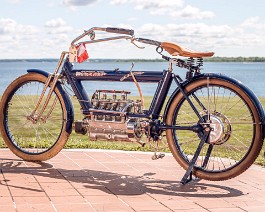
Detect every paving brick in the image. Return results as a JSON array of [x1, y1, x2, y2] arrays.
[[13, 196, 51, 205], [49, 195, 87, 204], [40, 183, 80, 197], [194, 198, 235, 209], [0, 205, 16, 212], [0, 184, 12, 197], [54, 203, 95, 212], [209, 208, 245, 212], [8, 183, 46, 197], [15, 204, 55, 212], [0, 196, 14, 205]]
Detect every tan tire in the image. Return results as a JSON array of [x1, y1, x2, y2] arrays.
[[165, 77, 263, 181], [0, 73, 70, 161]]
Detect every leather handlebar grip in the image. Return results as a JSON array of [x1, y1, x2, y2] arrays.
[[106, 27, 134, 36]]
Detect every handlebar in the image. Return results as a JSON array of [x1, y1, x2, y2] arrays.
[[134, 38, 161, 47], [71, 27, 134, 45], [105, 27, 134, 36], [71, 27, 161, 50]]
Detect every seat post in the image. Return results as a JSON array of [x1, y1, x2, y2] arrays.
[[168, 62, 173, 72]]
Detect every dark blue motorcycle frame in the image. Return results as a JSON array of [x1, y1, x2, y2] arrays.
[[61, 58, 173, 119], [28, 55, 265, 184]]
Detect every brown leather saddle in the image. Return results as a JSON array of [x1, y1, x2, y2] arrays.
[[161, 42, 214, 58]]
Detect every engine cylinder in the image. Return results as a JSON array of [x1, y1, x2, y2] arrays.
[[79, 89, 143, 142]]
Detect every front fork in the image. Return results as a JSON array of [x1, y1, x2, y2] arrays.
[[27, 52, 67, 123], [27, 74, 59, 123]]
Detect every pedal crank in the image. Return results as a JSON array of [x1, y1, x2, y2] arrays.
[[148, 135, 167, 160]]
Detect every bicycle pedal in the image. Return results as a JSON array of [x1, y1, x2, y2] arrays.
[[151, 153, 165, 160]]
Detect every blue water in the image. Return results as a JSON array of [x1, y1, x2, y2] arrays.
[[0, 61, 265, 98]]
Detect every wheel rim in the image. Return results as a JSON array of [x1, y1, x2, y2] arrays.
[[172, 83, 256, 173], [4, 80, 64, 155]]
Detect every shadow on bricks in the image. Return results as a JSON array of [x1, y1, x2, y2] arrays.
[[0, 159, 243, 199]]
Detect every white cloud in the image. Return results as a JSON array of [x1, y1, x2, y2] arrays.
[[136, 22, 257, 53], [110, 0, 214, 20], [39, 20, 264, 58], [47, 26, 73, 34], [170, 5, 215, 19], [110, 0, 184, 10], [0, 19, 42, 59], [117, 23, 133, 29], [61, 0, 214, 20], [62, 0, 98, 6], [0, 18, 38, 35], [137, 23, 164, 37], [241, 16, 265, 30], [149, 6, 215, 19], [0, 35, 14, 43], [0, 18, 74, 59], [135, 0, 184, 10], [44, 18, 73, 34], [0, 19, 16, 34], [110, 0, 127, 4], [241, 16, 260, 27], [138, 23, 235, 39], [45, 18, 66, 28], [1, 14, 265, 59], [111, 0, 184, 8]]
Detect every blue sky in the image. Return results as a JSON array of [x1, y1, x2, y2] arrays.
[[0, 0, 265, 59]]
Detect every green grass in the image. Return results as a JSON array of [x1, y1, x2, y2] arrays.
[[1, 94, 265, 167]]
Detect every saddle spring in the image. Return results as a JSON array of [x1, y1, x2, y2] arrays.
[[186, 57, 204, 80]]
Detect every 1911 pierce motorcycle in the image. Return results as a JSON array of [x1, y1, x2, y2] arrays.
[[0, 27, 264, 184]]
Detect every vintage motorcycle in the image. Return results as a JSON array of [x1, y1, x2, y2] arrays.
[[0, 27, 264, 184]]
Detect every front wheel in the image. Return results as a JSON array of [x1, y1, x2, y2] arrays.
[[0, 73, 70, 161], [165, 75, 263, 181]]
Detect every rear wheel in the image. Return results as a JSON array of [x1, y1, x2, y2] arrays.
[[165, 76, 263, 181], [0, 73, 70, 161]]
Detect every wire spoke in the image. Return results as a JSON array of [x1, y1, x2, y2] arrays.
[[5, 80, 64, 155]]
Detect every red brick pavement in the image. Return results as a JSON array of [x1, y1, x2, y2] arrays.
[[0, 149, 265, 211]]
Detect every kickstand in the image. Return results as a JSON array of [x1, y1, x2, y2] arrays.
[[180, 171, 193, 185], [180, 131, 209, 185]]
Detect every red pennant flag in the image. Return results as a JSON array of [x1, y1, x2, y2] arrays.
[[76, 43, 89, 63]]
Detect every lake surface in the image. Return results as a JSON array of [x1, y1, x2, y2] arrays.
[[0, 61, 265, 97]]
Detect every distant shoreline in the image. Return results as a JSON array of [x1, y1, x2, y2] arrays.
[[0, 57, 265, 63]]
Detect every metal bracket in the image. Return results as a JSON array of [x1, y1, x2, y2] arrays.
[[131, 40, 145, 49], [180, 130, 209, 185]]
